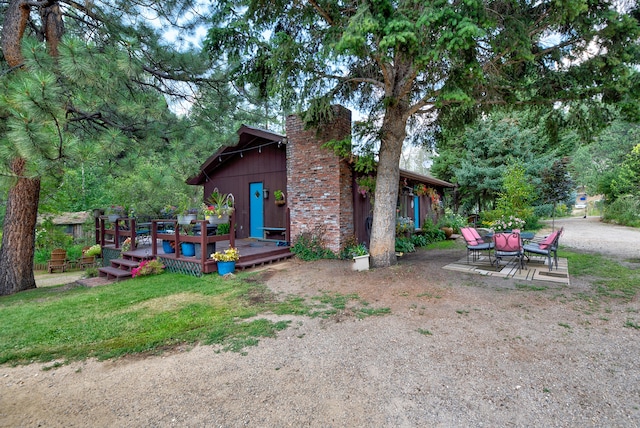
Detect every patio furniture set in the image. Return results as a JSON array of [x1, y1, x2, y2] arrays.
[[460, 227, 563, 272]]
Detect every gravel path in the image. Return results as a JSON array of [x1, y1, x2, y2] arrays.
[[2, 216, 639, 427]]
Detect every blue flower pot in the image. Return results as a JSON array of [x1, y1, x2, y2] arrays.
[[162, 240, 175, 253], [217, 261, 236, 275], [181, 242, 196, 257]]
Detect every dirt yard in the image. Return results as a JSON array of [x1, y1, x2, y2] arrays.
[[2, 217, 639, 427]]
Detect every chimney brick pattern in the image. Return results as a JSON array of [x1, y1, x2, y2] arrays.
[[285, 105, 354, 253]]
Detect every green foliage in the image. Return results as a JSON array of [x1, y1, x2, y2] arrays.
[[421, 217, 447, 243], [602, 195, 640, 227], [450, 111, 554, 213], [436, 209, 467, 233], [410, 234, 430, 247], [35, 219, 73, 252], [216, 223, 231, 235], [339, 237, 369, 259], [570, 120, 640, 201], [395, 216, 415, 235], [395, 236, 415, 253], [291, 227, 336, 261]]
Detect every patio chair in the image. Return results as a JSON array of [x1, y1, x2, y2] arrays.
[[460, 227, 493, 264], [493, 232, 525, 272], [47, 248, 68, 273], [79, 246, 96, 269], [523, 228, 563, 271]]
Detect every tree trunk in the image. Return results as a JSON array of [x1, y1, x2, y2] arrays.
[[0, 159, 41, 295], [0, 0, 59, 294], [369, 105, 408, 268]]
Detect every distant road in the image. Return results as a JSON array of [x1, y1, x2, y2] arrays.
[[548, 216, 640, 260]]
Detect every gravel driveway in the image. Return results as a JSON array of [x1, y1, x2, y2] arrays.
[[2, 216, 639, 427], [551, 216, 640, 260]]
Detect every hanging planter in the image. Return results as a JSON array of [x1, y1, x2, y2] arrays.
[[177, 214, 196, 225], [274, 190, 286, 206], [207, 214, 229, 225], [203, 189, 235, 221]]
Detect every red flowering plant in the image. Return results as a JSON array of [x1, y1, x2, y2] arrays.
[[131, 259, 165, 278]]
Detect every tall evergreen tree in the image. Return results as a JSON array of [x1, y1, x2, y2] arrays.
[[0, 1, 217, 295], [204, 0, 640, 267]]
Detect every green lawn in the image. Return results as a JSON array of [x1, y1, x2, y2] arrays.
[[0, 272, 387, 366]]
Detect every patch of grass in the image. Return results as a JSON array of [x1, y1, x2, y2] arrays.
[[515, 283, 548, 291], [561, 250, 640, 300], [558, 322, 572, 330], [0, 274, 387, 366], [417, 328, 433, 336], [425, 240, 457, 250], [624, 319, 640, 329], [456, 309, 469, 315]]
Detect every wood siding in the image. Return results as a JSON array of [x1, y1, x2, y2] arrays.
[[202, 141, 287, 239]]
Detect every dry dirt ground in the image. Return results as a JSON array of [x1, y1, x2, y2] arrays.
[[2, 217, 640, 427]]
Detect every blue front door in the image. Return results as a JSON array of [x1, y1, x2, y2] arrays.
[[249, 182, 264, 238]]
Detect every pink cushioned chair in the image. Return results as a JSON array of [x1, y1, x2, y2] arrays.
[[523, 227, 563, 271], [493, 232, 525, 272], [461, 227, 493, 264]]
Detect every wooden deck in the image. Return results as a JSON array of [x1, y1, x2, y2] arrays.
[[97, 217, 292, 277], [104, 238, 292, 275]]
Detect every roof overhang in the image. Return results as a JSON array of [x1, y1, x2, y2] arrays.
[[187, 125, 285, 185], [399, 168, 455, 188]]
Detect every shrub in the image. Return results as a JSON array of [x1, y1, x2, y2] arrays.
[[216, 222, 231, 235], [291, 226, 336, 261], [411, 234, 429, 247], [396, 216, 414, 235], [421, 218, 446, 243], [132, 259, 165, 278], [436, 209, 467, 233], [339, 236, 368, 259], [395, 236, 415, 253], [603, 195, 640, 227]]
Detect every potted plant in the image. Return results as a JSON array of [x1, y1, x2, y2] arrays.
[[179, 223, 196, 257], [204, 188, 235, 224], [177, 198, 197, 225], [274, 189, 286, 206], [343, 242, 370, 271], [107, 205, 126, 222], [211, 247, 240, 275], [437, 209, 466, 238]]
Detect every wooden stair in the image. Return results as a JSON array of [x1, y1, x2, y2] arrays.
[[98, 251, 153, 282], [236, 248, 293, 270]]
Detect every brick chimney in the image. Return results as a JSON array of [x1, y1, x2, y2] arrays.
[[285, 105, 354, 253]]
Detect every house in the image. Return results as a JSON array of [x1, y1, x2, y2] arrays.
[[188, 105, 454, 253], [37, 211, 94, 241]]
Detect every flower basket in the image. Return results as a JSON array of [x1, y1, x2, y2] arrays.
[[177, 214, 196, 225], [217, 260, 236, 275], [207, 214, 229, 225]]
